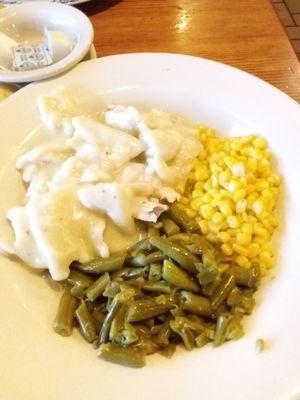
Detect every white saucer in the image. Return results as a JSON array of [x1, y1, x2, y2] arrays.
[[0, 1, 94, 83]]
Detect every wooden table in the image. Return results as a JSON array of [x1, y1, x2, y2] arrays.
[[79, 0, 300, 102]]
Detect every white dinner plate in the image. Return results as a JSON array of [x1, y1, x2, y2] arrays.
[[0, 53, 299, 400]]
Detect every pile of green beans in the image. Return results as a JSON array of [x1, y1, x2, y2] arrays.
[[53, 204, 261, 368]]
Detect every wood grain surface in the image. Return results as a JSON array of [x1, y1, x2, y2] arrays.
[[78, 0, 300, 102]]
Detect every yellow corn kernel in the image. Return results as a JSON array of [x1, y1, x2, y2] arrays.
[[221, 243, 233, 256], [233, 189, 246, 202], [268, 173, 281, 187], [209, 223, 220, 235], [247, 243, 260, 258], [245, 184, 256, 195], [235, 255, 250, 268], [253, 223, 268, 237], [219, 170, 231, 187], [200, 204, 214, 219], [227, 179, 241, 193], [241, 223, 253, 235], [211, 212, 224, 225], [217, 231, 231, 243], [246, 192, 259, 208], [247, 158, 257, 172], [227, 215, 240, 229], [224, 156, 237, 168], [228, 228, 239, 237], [236, 232, 252, 246], [199, 219, 209, 235], [192, 189, 203, 199], [262, 242, 274, 255], [190, 198, 201, 211], [253, 235, 266, 245], [194, 181, 204, 190], [260, 251, 274, 269], [195, 166, 210, 181], [236, 199, 247, 213], [253, 137, 267, 150], [256, 179, 269, 192], [230, 138, 243, 151], [201, 192, 213, 203], [232, 243, 248, 256], [252, 199, 264, 215], [186, 209, 197, 219], [206, 233, 218, 243], [218, 201, 233, 217]]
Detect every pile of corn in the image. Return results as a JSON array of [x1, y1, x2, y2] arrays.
[[180, 127, 281, 275]]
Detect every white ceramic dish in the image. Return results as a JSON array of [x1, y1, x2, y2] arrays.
[[0, 1, 94, 82], [0, 53, 299, 400]]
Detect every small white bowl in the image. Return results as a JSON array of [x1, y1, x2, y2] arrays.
[[0, 1, 94, 83]]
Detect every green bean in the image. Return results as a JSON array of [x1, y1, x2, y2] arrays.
[[129, 238, 153, 255], [156, 315, 172, 346], [53, 288, 79, 336], [134, 324, 151, 339], [181, 328, 195, 350], [162, 259, 199, 292], [109, 303, 127, 340], [143, 281, 172, 294], [179, 291, 213, 318], [228, 263, 260, 288], [173, 316, 205, 333], [148, 263, 162, 281], [65, 270, 94, 296], [129, 251, 165, 267], [134, 337, 158, 355], [227, 287, 243, 307], [225, 317, 244, 340], [147, 226, 159, 237], [100, 289, 135, 344], [201, 279, 221, 297], [112, 267, 147, 281], [92, 308, 106, 331], [75, 301, 98, 343], [126, 295, 173, 322], [162, 218, 180, 236], [170, 319, 195, 350], [190, 234, 217, 269], [170, 304, 185, 318], [113, 328, 139, 346], [103, 281, 120, 297], [195, 332, 210, 348], [98, 343, 146, 368], [184, 178, 196, 193], [86, 273, 110, 302], [234, 294, 255, 315], [74, 253, 126, 275], [158, 343, 176, 358], [150, 236, 199, 273], [167, 203, 199, 232], [168, 233, 191, 244], [211, 273, 236, 310], [214, 315, 229, 346], [196, 263, 220, 285], [206, 324, 216, 340], [99, 300, 122, 344]]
